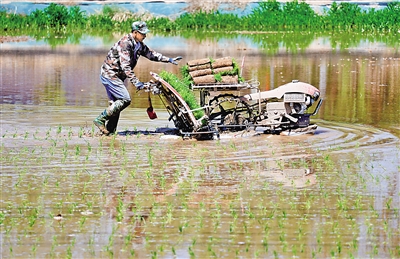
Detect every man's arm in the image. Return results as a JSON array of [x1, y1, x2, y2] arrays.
[[118, 39, 142, 87], [142, 44, 182, 65]]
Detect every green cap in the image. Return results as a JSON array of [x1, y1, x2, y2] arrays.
[[132, 21, 150, 34]]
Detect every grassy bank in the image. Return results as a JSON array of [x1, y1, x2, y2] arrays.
[[1, 1, 399, 34]]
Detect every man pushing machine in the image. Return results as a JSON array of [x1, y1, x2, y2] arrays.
[[94, 21, 182, 135]]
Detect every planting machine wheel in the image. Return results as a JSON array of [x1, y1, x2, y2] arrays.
[[208, 94, 254, 131]]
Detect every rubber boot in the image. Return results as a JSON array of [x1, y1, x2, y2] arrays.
[[106, 113, 120, 134], [106, 100, 118, 134], [105, 100, 122, 134], [95, 99, 130, 135], [93, 110, 110, 135]]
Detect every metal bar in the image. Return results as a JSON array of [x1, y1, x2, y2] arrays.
[[311, 98, 323, 116]]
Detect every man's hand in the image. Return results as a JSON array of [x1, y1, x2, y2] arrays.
[[169, 56, 183, 65], [135, 81, 145, 90]]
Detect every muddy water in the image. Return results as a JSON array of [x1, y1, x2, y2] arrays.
[[1, 33, 399, 258]]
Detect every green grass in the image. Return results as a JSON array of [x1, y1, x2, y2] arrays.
[[1, 1, 399, 33]]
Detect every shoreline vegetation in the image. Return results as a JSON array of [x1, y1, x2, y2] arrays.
[[1, 1, 399, 35]]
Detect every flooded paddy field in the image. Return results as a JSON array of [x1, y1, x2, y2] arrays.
[[1, 32, 399, 258]]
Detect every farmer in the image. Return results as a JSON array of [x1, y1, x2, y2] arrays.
[[93, 21, 182, 135]]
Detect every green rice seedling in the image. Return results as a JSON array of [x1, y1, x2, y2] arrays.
[[57, 125, 62, 134], [31, 238, 39, 255], [372, 244, 379, 256], [214, 73, 222, 82], [78, 127, 84, 138], [311, 249, 317, 259], [50, 235, 58, 253], [4, 225, 12, 236], [67, 127, 73, 139], [336, 239, 342, 254], [121, 141, 126, 154], [116, 197, 125, 222], [147, 148, 154, 167], [79, 216, 87, 230], [9, 246, 13, 257], [123, 232, 132, 248], [188, 245, 195, 257], [171, 246, 176, 256], [67, 202, 77, 214], [159, 70, 204, 119], [0, 211, 5, 225], [86, 200, 93, 211], [385, 197, 393, 209], [393, 208, 399, 217], [90, 124, 96, 136], [66, 245, 73, 259], [42, 175, 50, 187], [75, 145, 81, 156], [28, 214, 37, 228], [243, 222, 248, 234]]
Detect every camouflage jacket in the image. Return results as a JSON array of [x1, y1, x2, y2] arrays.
[[100, 33, 170, 86]]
